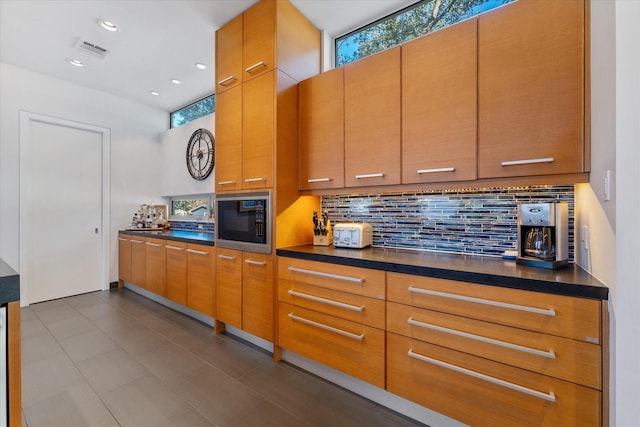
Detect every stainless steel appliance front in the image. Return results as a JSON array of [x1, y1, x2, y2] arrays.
[[215, 192, 272, 254]]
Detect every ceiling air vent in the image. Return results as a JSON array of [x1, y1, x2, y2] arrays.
[[76, 40, 110, 59]]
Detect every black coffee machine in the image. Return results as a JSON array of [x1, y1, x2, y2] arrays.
[[516, 202, 569, 269]]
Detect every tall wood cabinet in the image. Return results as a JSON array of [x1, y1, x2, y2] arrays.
[[186, 243, 215, 317], [478, 0, 586, 179]]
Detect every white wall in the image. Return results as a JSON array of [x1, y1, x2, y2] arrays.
[[160, 113, 215, 197], [0, 62, 167, 291]]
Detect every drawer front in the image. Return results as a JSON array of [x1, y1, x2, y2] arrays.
[[387, 333, 601, 427], [387, 302, 601, 389], [387, 272, 600, 343], [278, 257, 385, 299], [279, 279, 385, 329], [278, 302, 385, 388]]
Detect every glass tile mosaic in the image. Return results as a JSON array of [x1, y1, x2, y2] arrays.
[[322, 186, 574, 260], [169, 220, 215, 234]]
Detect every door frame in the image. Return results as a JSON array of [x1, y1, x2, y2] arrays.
[[19, 111, 111, 306]]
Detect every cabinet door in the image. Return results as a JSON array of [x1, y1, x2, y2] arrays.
[[402, 19, 477, 184], [345, 47, 401, 187], [216, 14, 243, 93], [118, 235, 132, 283], [145, 238, 166, 296], [299, 67, 344, 190], [130, 237, 146, 288], [165, 241, 187, 305], [215, 86, 243, 192], [216, 248, 242, 328], [242, 0, 275, 81], [186, 244, 215, 317], [242, 71, 274, 189], [478, 0, 585, 178], [243, 253, 274, 341]]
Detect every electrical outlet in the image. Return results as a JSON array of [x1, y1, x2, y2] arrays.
[[603, 170, 611, 201], [580, 225, 589, 251]]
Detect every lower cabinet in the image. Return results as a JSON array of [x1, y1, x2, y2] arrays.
[[117, 235, 132, 284], [130, 237, 146, 288], [186, 243, 215, 317], [145, 238, 166, 297], [165, 241, 187, 306]]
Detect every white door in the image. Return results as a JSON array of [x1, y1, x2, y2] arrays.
[[23, 118, 104, 303]]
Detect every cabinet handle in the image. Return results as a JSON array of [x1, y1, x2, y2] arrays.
[[145, 242, 161, 247], [245, 61, 267, 74], [288, 313, 364, 341], [165, 245, 184, 251], [218, 76, 237, 86], [307, 177, 332, 183], [288, 289, 365, 312], [244, 177, 266, 183], [501, 157, 555, 167], [245, 259, 267, 266], [407, 349, 556, 402], [355, 173, 384, 179], [417, 167, 455, 174], [186, 249, 209, 255], [130, 239, 144, 244], [217, 254, 236, 260], [407, 286, 556, 317], [288, 266, 364, 283], [407, 317, 555, 359], [118, 237, 130, 242], [217, 180, 236, 185]]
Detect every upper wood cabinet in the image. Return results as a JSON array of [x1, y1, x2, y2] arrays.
[[345, 47, 401, 187], [478, 0, 586, 179], [242, 0, 275, 81], [299, 67, 344, 190], [215, 14, 243, 94], [402, 19, 477, 184], [215, 86, 243, 192]]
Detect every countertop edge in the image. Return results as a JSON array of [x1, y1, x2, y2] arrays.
[[0, 258, 21, 305], [119, 229, 215, 246]]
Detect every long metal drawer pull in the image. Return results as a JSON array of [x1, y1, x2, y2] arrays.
[[407, 317, 555, 359], [245, 61, 267, 73], [407, 349, 556, 402], [130, 239, 144, 244], [145, 242, 161, 247], [288, 266, 364, 283], [307, 177, 332, 183], [218, 76, 236, 86], [217, 180, 236, 185], [118, 237, 130, 242], [165, 245, 184, 251], [217, 254, 236, 260], [245, 177, 266, 183], [407, 286, 556, 317], [355, 173, 384, 179], [417, 167, 455, 174], [186, 249, 209, 255], [288, 313, 364, 341], [288, 289, 365, 312], [501, 157, 555, 167], [245, 259, 267, 266]]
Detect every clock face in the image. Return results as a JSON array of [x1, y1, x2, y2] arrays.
[[186, 128, 214, 180]]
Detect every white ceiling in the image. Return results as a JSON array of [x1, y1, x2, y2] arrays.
[[0, 0, 414, 112]]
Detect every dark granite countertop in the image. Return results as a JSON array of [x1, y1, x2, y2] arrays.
[[0, 258, 20, 305], [276, 245, 608, 300], [119, 229, 215, 246]]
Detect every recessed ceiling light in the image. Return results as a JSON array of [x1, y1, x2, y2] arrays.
[[171, 79, 181, 85], [195, 63, 207, 70], [99, 20, 119, 32], [68, 59, 85, 67], [149, 91, 160, 96]]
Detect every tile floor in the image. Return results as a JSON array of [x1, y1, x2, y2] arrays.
[[21, 288, 425, 426]]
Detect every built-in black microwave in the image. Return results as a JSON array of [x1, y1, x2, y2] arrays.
[[215, 192, 271, 254]]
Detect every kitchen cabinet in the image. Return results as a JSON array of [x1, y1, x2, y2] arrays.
[[344, 47, 401, 187], [215, 248, 242, 328], [165, 241, 187, 306], [186, 243, 215, 317], [145, 238, 166, 297], [130, 236, 146, 289], [117, 235, 132, 285], [215, 14, 242, 94], [215, 86, 243, 192], [242, 0, 275, 82], [402, 18, 477, 184], [298, 67, 344, 190], [478, 0, 586, 179]]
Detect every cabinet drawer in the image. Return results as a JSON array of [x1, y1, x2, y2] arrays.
[[278, 258, 385, 299], [279, 280, 385, 329], [278, 302, 385, 388], [387, 273, 600, 343], [387, 333, 601, 427], [387, 302, 601, 389]]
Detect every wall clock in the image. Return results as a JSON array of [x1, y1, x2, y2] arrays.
[[186, 128, 215, 180]]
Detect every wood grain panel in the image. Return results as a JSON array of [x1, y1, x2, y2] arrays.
[[118, 234, 132, 283], [130, 237, 146, 288], [165, 241, 187, 306], [186, 243, 215, 317], [145, 238, 166, 297], [275, 0, 321, 82], [242, 0, 275, 81], [243, 252, 274, 341], [402, 18, 477, 184], [387, 272, 601, 343], [215, 14, 242, 93], [243, 71, 274, 189], [215, 86, 243, 192], [215, 248, 242, 327], [387, 332, 600, 427]]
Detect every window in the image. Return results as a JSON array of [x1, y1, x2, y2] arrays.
[[170, 94, 216, 128], [335, 0, 514, 67], [169, 195, 214, 220]]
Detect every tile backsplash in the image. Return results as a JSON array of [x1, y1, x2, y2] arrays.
[[170, 220, 215, 234], [322, 185, 574, 260]]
